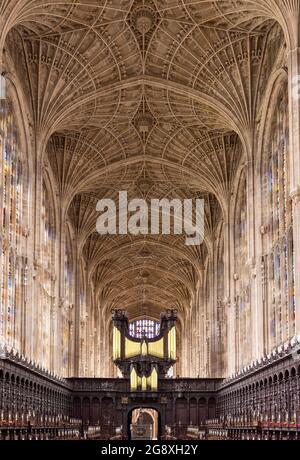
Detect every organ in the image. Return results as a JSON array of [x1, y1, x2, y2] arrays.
[[112, 309, 177, 392]]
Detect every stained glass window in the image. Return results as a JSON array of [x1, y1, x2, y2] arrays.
[[0, 93, 28, 352], [62, 225, 74, 376], [129, 319, 160, 339], [39, 180, 56, 369], [262, 83, 294, 350], [65, 227, 74, 310], [217, 230, 225, 360], [234, 175, 250, 369]]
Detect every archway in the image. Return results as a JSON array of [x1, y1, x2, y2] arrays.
[[128, 408, 160, 440]]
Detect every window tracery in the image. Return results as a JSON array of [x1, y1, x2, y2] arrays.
[[234, 174, 250, 369], [0, 94, 29, 352], [129, 319, 160, 339], [262, 83, 295, 350], [62, 225, 74, 376], [39, 179, 56, 368]]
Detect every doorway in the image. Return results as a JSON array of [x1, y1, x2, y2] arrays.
[[128, 408, 160, 440]]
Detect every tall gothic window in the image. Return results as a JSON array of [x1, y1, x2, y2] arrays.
[[216, 227, 226, 368], [62, 225, 74, 376], [129, 319, 160, 339], [234, 175, 250, 369], [40, 179, 56, 368], [0, 94, 28, 352], [262, 82, 294, 350], [65, 226, 74, 310]]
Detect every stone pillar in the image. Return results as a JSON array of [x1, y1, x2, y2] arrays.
[[50, 300, 56, 372], [244, 151, 266, 365], [211, 242, 218, 377], [225, 207, 235, 376], [73, 247, 81, 376], [57, 204, 66, 374], [32, 137, 51, 368], [288, 45, 300, 334], [196, 278, 203, 377]]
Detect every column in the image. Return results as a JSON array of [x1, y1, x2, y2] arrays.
[[74, 247, 81, 376], [289, 44, 300, 334], [245, 152, 265, 365], [225, 206, 235, 375]]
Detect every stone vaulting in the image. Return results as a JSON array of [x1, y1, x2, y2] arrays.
[[1, 0, 300, 441]]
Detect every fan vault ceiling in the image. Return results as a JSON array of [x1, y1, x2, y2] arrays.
[[0, 0, 290, 319]]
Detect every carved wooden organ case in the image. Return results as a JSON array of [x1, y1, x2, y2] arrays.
[[112, 310, 177, 392]]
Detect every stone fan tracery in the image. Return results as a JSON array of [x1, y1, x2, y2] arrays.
[[0, 0, 298, 378]]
